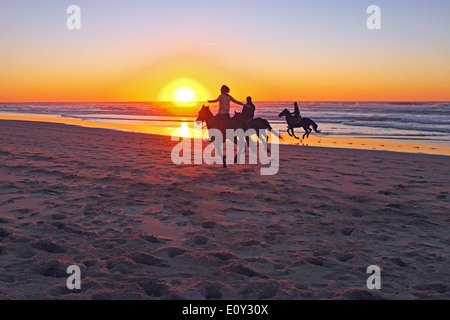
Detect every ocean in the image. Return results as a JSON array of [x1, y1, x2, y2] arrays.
[[1, 101, 449, 155]]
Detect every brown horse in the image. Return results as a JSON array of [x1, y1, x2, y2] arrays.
[[196, 105, 249, 168], [233, 111, 283, 153]]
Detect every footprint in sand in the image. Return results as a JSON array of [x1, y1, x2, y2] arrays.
[[31, 240, 66, 254], [0, 227, 11, 238], [136, 278, 171, 298], [154, 246, 189, 258], [340, 227, 355, 236], [335, 252, 354, 262], [33, 260, 76, 278], [201, 221, 216, 229]]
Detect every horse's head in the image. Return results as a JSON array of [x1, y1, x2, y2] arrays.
[[278, 108, 289, 117], [196, 105, 211, 122], [233, 111, 243, 119]]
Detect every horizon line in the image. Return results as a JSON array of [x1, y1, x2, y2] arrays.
[[0, 100, 449, 104]]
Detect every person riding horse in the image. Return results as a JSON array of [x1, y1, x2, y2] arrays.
[[291, 102, 302, 126], [241, 96, 256, 122], [208, 85, 245, 123]]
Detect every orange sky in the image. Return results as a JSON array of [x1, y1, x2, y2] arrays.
[[1, 1, 449, 102], [3, 52, 449, 103]]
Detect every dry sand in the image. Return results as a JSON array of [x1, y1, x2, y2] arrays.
[[0, 119, 449, 300]]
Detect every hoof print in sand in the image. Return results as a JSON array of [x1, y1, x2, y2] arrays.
[[31, 240, 66, 253], [135, 277, 170, 297], [335, 252, 354, 262], [240, 280, 282, 300], [154, 246, 189, 258], [178, 208, 196, 216], [201, 221, 216, 229], [191, 281, 225, 300], [222, 264, 264, 278], [0, 228, 11, 238], [130, 252, 169, 267], [105, 257, 137, 274], [33, 260, 78, 278], [139, 234, 167, 244], [209, 251, 238, 261], [412, 283, 449, 295], [340, 227, 355, 236], [337, 289, 385, 300], [304, 256, 327, 266], [185, 234, 209, 246], [387, 257, 409, 268]]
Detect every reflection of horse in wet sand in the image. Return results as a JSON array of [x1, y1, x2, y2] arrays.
[[232, 111, 282, 153], [196, 105, 249, 168], [278, 108, 321, 139]]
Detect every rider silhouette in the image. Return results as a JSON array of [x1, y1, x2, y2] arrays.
[[291, 102, 302, 126], [242, 96, 256, 121], [208, 85, 244, 122], [291, 102, 301, 117]]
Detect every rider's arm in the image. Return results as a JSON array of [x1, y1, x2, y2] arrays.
[[230, 95, 245, 106], [208, 95, 221, 103]]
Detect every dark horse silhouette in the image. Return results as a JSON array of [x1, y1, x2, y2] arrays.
[[278, 108, 321, 139], [196, 105, 249, 168], [232, 111, 283, 153]]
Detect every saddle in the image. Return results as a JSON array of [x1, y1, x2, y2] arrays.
[[292, 115, 302, 127], [215, 113, 230, 127]]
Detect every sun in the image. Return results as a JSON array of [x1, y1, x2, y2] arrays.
[[159, 78, 210, 106], [173, 86, 197, 103]]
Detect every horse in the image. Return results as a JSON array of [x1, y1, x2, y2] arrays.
[[196, 105, 249, 168], [232, 111, 283, 153], [278, 108, 321, 139]]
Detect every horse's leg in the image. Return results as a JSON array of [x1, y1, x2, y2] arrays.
[[292, 128, 300, 139], [234, 139, 240, 164], [302, 126, 308, 139], [287, 127, 294, 137], [216, 141, 226, 168], [232, 137, 239, 164], [260, 132, 270, 153], [233, 136, 246, 164]]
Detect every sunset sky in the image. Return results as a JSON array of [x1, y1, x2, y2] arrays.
[[1, 0, 449, 102]]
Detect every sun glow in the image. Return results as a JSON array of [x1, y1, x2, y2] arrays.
[[173, 86, 197, 103], [172, 121, 192, 138], [159, 78, 210, 105], [180, 122, 190, 137]]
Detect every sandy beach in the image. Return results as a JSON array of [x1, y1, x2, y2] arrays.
[[0, 119, 449, 300]]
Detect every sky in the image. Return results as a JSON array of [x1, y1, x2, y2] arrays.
[[0, 0, 449, 102]]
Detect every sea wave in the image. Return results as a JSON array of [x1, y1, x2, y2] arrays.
[[1, 101, 449, 139]]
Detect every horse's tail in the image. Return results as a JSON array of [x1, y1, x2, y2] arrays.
[[265, 120, 284, 141], [311, 120, 321, 133]]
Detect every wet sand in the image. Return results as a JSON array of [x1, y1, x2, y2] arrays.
[[1, 112, 448, 156]]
